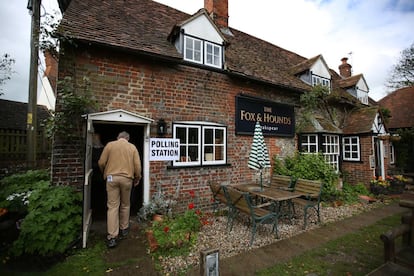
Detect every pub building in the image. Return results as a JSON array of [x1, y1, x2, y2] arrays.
[[54, 0, 391, 246]]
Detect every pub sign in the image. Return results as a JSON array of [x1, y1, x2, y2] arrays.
[[235, 95, 295, 136]]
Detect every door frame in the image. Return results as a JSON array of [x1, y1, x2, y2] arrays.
[[82, 109, 153, 248]]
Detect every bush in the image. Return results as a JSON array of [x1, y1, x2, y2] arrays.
[[273, 152, 339, 201], [340, 183, 369, 204], [11, 184, 82, 257], [0, 170, 49, 215]]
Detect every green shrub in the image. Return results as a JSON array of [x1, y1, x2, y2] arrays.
[[340, 183, 369, 204], [0, 170, 49, 214], [11, 184, 82, 257], [273, 152, 339, 201]]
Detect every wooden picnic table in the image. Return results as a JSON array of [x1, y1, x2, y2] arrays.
[[399, 193, 414, 246], [231, 184, 303, 202], [230, 184, 304, 220]]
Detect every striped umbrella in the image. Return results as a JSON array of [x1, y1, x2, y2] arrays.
[[248, 122, 271, 190]]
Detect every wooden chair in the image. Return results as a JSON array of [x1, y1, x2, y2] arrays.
[[222, 186, 279, 246], [270, 174, 296, 191], [208, 182, 226, 213]]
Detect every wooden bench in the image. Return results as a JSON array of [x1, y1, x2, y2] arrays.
[[222, 185, 279, 246], [291, 178, 323, 229], [270, 174, 296, 191], [208, 182, 227, 213]]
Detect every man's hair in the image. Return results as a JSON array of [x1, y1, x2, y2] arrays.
[[117, 131, 130, 140]]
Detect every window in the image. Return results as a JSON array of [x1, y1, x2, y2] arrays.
[[356, 87, 369, 105], [389, 142, 395, 164], [301, 134, 318, 153], [173, 123, 226, 166], [322, 135, 339, 172], [311, 73, 331, 92], [343, 136, 360, 161], [205, 42, 222, 68], [183, 35, 223, 68], [185, 36, 202, 64], [300, 134, 339, 171]]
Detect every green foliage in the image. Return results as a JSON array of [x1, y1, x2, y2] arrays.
[[45, 76, 98, 140], [0, 170, 50, 214], [339, 183, 369, 204], [386, 42, 414, 89], [394, 127, 414, 172], [150, 208, 202, 255], [273, 152, 339, 201], [11, 184, 82, 257]]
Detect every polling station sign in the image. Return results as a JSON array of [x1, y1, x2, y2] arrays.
[[149, 138, 180, 161]]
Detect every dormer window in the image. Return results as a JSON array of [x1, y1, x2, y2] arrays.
[[356, 86, 369, 105], [185, 36, 202, 64], [311, 72, 331, 92], [184, 34, 223, 68]]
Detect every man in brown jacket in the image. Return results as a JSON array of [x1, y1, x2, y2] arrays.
[[99, 131, 141, 248]]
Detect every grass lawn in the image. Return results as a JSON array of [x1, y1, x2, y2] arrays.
[[257, 214, 402, 276]]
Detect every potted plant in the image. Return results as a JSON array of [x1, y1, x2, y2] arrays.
[[388, 175, 407, 194], [370, 176, 390, 195], [137, 185, 173, 222]]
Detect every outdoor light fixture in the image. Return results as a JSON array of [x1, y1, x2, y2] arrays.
[[157, 119, 167, 136]]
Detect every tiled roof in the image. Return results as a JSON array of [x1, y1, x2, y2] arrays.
[[342, 106, 379, 134], [0, 99, 51, 130], [337, 74, 364, 89], [290, 54, 321, 75], [301, 115, 342, 134], [378, 86, 414, 129], [58, 0, 311, 92]]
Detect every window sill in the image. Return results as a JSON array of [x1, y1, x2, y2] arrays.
[[167, 163, 231, 170]]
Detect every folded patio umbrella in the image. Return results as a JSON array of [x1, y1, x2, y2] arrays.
[[248, 122, 271, 190]]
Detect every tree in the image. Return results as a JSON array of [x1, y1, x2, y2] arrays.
[[0, 53, 15, 95], [386, 43, 414, 90]]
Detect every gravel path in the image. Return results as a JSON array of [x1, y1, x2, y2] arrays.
[[158, 201, 384, 275]]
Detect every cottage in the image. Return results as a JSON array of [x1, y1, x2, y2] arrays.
[[54, 0, 391, 246]]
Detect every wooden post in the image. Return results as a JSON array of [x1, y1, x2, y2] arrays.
[[26, 0, 41, 168]]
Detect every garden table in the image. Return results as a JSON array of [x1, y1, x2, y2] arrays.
[[231, 184, 303, 220]]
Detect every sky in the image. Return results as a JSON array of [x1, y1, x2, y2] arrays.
[[0, 0, 413, 108]]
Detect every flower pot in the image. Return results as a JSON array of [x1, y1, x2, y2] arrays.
[[146, 230, 158, 252], [152, 214, 164, 222], [370, 183, 389, 195]]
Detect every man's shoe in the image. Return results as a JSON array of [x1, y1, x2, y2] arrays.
[[107, 238, 117, 248], [120, 228, 129, 239]]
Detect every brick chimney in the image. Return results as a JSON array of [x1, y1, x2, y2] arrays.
[[338, 57, 352, 78], [204, 0, 228, 28]]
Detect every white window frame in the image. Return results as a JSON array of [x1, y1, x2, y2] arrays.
[[311, 73, 331, 92], [173, 123, 226, 167], [342, 136, 360, 161], [184, 36, 203, 64], [205, 41, 222, 68], [301, 134, 319, 153], [322, 134, 339, 172], [389, 142, 395, 164]]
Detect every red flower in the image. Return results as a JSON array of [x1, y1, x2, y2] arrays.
[[189, 190, 195, 198], [164, 226, 170, 233], [195, 209, 202, 215], [188, 203, 195, 209]]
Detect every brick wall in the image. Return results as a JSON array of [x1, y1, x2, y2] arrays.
[[53, 44, 299, 209]]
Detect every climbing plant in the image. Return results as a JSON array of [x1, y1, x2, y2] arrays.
[[45, 76, 98, 141], [296, 85, 337, 132]]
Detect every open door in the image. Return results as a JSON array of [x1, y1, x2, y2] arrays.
[[82, 109, 153, 248], [82, 117, 94, 248]]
